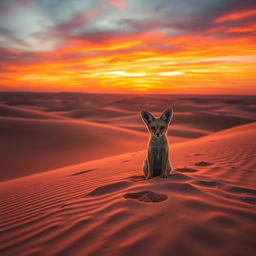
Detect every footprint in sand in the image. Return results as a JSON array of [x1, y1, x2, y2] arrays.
[[227, 186, 256, 196], [240, 197, 256, 205], [211, 166, 221, 171], [122, 160, 130, 163], [225, 186, 256, 205], [194, 180, 220, 188], [128, 175, 145, 182], [124, 191, 167, 203], [175, 168, 198, 173], [70, 168, 96, 176], [194, 161, 213, 167]]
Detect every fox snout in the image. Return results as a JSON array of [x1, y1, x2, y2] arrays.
[[149, 124, 166, 137]]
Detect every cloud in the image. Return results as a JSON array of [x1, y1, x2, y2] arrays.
[[0, 0, 255, 93], [213, 9, 256, 23], [0, 27, 31, 49], [109, 0, 126, 9]]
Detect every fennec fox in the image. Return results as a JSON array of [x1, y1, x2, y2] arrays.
[[141, 109, 173, 179]]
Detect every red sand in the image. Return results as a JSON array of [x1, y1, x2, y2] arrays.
[[0, 93, 255, 181], [0, 93, 255, 255], [0, 117, 147, 181], [0, 122, 256, 256]]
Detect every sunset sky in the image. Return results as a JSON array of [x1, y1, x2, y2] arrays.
[[0, 0, 255, 94]]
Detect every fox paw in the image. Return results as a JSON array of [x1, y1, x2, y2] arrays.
[[161, 174, 168, 178]]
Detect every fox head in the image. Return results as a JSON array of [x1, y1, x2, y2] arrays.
[[141, 109, 173, 138]]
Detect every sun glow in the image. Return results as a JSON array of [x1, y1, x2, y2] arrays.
[[158, 71, 183, 76]]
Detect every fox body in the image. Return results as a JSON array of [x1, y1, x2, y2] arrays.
[[141, 109, 173, 179]]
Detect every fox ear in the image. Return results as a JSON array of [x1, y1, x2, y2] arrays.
[[160, 109, 173, 124], [141, 110, 155, 125]]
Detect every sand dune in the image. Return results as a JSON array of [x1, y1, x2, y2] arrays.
[[0, 117, 147, 181], [1, 93, 255, 136], [0, 93, 255, 182], [0, 123, 255, 256], [63, 107, 132, 119], [0, 104, 62, 120], [173, 112, 254, 132]]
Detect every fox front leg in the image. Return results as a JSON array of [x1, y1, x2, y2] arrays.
[[146, 153, 154, 179], [161, 150, 169, 178], [143, 159, 151, 178]]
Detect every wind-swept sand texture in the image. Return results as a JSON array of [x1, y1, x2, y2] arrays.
[[0, 123, 256, 256], [0, 93, 255, 180]]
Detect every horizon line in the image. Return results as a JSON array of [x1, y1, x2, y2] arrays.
[[0, 91, 256, 97]]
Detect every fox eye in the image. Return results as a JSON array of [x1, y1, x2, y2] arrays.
[[160, 126, 165, 132], [151, 126, 156, 132]]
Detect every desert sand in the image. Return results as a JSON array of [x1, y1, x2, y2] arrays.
[[0, 93, 256, 256], [0, 93, 255, 181]]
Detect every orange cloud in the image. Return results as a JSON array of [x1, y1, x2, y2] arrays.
[[1, 32, 255, 94], [213, 9, 256, 23], [226, 25, 256, 33]]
